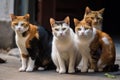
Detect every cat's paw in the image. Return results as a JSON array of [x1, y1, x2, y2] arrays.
[[68, 69, 75, 73], [56, 68, 59, 73], [26, 67, 33, 72], [88, 69, 95, 72], [81, 67, 88, 72], [59, 69, 66, 74], [19, 67, 26, 72]]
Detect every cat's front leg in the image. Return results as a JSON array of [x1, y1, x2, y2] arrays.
[[59, 64, 66, 73], [81, 56, 88, 72], [58, 55, 66, 73], [68, 53, 76, 73], [88, 58, 96, 72], [51, 47, 60, 72], [55, 60, 60, 73], [26, 57, 35, 72], [51, 53, 60, 72], [19, 53, 28, 72], [97, 59, 105, 72]]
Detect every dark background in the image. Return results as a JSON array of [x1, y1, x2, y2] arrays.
[[14, 0, 119, 35]]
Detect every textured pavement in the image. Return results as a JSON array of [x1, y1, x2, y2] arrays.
[[0, 53, 120, 80]]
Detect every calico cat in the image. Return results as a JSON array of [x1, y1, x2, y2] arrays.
[[74, 18, 118, 72], [83, 6, 105, 30], [50, 16, 81, 74], [10, 14, 55, 72]]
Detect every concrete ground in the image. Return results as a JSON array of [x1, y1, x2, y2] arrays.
[[0, 35, 120, 80], [0, 53, 120, 80]]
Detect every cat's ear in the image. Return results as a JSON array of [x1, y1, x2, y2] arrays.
[[99, 8, 105, 14], [84, 6, 91, 17], [24, 14, 30, 21], [10, 14, 16, 21], [50, 18, 55, 27], [64, 16, 70, 25], [74, 18, 80, 27]]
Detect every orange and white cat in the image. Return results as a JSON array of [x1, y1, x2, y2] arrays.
[[83, 6, 105, 30], [50, 16, 81, 74], [10, 14, 55, 72], [74, 18, 117, 72]]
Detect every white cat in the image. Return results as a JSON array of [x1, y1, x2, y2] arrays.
[[50, 16, 81, 74]]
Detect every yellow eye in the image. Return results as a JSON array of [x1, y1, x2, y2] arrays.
[[85, 28, 89, 30], [13, 22, 18, 25], [77, 28, 81, 30], [21, 22, 29, 27]]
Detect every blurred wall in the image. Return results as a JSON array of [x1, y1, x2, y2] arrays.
[[0, 0, 14, 49]]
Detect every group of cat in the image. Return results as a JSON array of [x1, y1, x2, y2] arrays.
[[9, 6, 119, 74]]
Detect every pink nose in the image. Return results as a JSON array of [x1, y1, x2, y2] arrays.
[[17, 28, 21, 31]]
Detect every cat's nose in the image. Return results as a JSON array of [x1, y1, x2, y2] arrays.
[[59, 31, 63, 36], [60, 33, 63, 36], [81, 32, 84, 36], [94, 22, 98, 25], [17, 27, 21, 31], [94, 19, 98, 23], [18, 28, 21, 30]]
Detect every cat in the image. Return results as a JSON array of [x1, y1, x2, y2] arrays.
[[83, 6, 105, 30], [10, 13, 55, 72], [74, 18, 118, 72], [50, 16, 81, 74]]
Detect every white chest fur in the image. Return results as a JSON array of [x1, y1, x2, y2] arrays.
[[15, 32, 29, 55], [56, 38, 74, 52], [52, 29, 76, 61], [75, 28, 96, 56], [78, 40, 91, 57]]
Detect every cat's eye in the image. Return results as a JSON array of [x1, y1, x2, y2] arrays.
[[62, 28, 66, 31], [21, 23, 24, 26], [97, 17, 100, 20], [91, 17, 94, 19], [85, 28, 89, 30], [13, 23, 18, 25], [55, 28, 59, 31], [77, 28, 81, 30]]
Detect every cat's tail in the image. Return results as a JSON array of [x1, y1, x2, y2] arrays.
[[0, 58, 6, 63], [103, 64, 119, 72]]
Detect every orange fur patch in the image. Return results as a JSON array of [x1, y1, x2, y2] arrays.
[[10, 14, 39, 48], [90, 30, 116, 70], [98, 30, 116, 64], [26, 24, 39, 48], [22, 53, 29, 58]]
